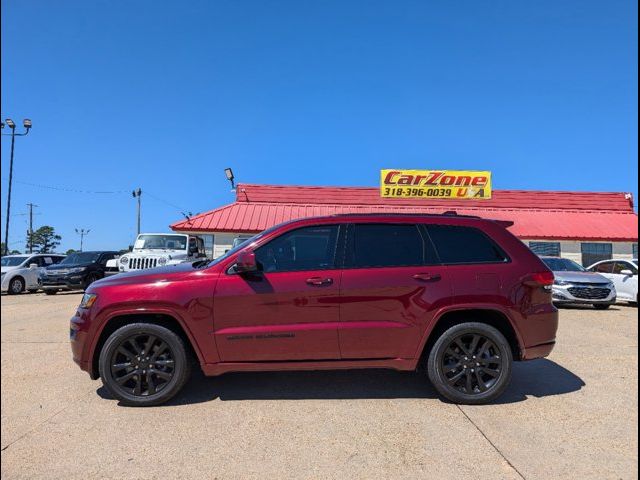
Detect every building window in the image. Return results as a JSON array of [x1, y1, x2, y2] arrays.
[[581, 242, 612, 267], [528, 241, 561, 257], [203, 235, 215, 259], [633, 243, 638, 259]]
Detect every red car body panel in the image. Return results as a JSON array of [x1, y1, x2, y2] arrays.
[[70, 214, 558, 380]]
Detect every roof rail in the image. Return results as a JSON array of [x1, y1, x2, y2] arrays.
[[330, 212, 482, 219]]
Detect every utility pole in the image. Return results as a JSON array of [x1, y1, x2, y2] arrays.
[[1, 118, 32, 256], [26, 203, 38, 253], [75, 228, 90, 252], [132, 188, 142, 235]]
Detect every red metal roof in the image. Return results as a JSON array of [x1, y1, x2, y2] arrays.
[[171, 184, 638, 242]]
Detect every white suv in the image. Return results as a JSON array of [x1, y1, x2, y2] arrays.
[[588, 259, 638, 305], [117, 233, 206, 272]]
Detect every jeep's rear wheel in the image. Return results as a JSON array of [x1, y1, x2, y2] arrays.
[[427, 322, 512, 405], [98, 323, 191, 407]]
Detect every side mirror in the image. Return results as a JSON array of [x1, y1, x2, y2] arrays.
[[235, 250, 258, 273], [29, 263, 38, 269], [620, 269, 634, 276]]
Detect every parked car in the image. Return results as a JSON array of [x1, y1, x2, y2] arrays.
[[588, 259, 638, 305], [539, 256, 616, 309], [70, 214, 558, 407], [40, 251, 119, 294], [117, 233, 207, 272], [1, 254, 66, 294]]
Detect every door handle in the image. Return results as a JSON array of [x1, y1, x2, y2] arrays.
[[413, 273, 441, 282], [306, 277, 334, 286]]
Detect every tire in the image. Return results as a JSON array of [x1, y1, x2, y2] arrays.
[[98, 323, 191, 407], [593, 304, 611, 310], [427, 322, 513, 405], [44, 290, 58, 295], [8, 277, 25, 295], [83, 273, 100, 290]]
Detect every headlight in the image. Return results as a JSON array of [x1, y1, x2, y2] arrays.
[[69, 267, 86, 274], [554, 280, 570, 286], [157, 257, 167, 266], [119, 256, 129, 264], [79, 293, 97, 309]]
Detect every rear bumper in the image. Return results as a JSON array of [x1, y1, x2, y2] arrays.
[[522, 341, 556, 360], [519, 303, 558, 360]]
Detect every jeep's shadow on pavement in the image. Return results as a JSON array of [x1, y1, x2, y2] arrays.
[[97, 359, 584, 407]]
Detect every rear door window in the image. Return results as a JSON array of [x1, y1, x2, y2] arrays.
[[347, 223, 437, 268], [426, 225, 509, 264]]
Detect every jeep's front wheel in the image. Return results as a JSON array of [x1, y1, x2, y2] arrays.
[[427, 322, 512, 405], [98, 323, 191, 407]]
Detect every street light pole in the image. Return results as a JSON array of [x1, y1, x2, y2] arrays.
[[26, 203, 39, 253], [1, 119, 32, 256], [132, 188, 142, 235], [75, 228, 90, 252]]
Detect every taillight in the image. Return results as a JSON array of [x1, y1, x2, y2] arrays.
[[523, 271, 555, 287]]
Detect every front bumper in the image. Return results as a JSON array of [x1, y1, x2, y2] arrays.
[[551, 283, 616, 305], [40, 273, 86, 290], [70, 308, 97, 378]]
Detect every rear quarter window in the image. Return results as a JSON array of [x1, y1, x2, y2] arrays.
[[347, 223, 438, 268], [426, 224, 509, 264]]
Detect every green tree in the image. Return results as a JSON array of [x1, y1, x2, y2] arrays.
[[1, 243, 21, 255], [28, 226, 62, 253], [66, 248, 77, 255]]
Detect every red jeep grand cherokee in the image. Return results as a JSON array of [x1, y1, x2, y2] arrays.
[[70, 214, 558, 406]]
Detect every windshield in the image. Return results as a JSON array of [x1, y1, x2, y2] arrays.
[[134, 234, 187, 250], [1, 256, 29, 267], [542, 257, 586, 272], [60, 252, 100, 265]]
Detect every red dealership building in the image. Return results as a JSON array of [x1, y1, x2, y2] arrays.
[[171, 183, 638, 266]]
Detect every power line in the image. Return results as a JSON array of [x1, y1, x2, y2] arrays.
[[144, 191, 189, 213], [14, 179, 192, 215], [14, 180, 129, 194]]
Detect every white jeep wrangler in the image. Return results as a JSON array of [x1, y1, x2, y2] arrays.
[[115, 233, 207, 273]]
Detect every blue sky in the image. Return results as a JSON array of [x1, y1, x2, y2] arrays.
[[1, 0, 637, 252]]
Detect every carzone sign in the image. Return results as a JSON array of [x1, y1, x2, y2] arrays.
[[380, 169, 492, 199]]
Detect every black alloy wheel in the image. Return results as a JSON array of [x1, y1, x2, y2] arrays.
[[99, 323, 191, 406], [83, 273, 100, 290], [110, 334, 175, 396], [428, 322, 512, 404]]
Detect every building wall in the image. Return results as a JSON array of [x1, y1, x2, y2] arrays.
[[522, 239, 637, 265]]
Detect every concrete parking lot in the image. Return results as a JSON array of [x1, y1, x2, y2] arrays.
[[1, 293, 637, 480]]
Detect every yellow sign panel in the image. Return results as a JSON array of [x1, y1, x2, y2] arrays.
[[380, 169, 492, 199]]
